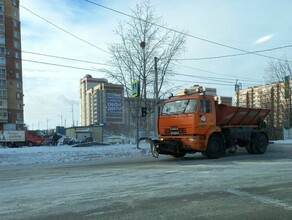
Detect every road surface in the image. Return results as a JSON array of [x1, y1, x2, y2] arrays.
[[1, 143, 292, 219]]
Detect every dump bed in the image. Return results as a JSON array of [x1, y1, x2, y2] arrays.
[[216, 104, 270, 127]]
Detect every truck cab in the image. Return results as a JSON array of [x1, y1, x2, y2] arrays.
[[158, 86, 219, 155]]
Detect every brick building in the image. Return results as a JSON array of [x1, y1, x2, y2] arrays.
[[0, 0, 23, 130], [236, 82, 291, 135]]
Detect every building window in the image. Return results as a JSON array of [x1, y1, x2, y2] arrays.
[[16, 92, 22, 100], [16, 82, 21, 89], [14, 40, 19, 49], [13, 31, 19, 39], [12, 0, 18, 7], [17, 113, 22, 120], [0, 35, 5, 44], [0, 25, 4, 33], [0, 79, 6, 86], [0, 46, 5, 55], [15, 51, 20, 59], [13, 10, 18, 18], [17, 103, 22, 110], [0, 89, 7, 97], [16, 72, 20, 79], [0, 4, 4, 12], [0, 100, 7, 107], [0, 57, 5, 65], [13, 20, 17, 28], [0, 15, 4, 23], [0, 110, 8, 118], [15, 62, 20, 69], [0, 68, 5, 76]]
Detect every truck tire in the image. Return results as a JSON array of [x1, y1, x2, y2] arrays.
[[253, 133, 268, 154], [27, 142, 33, 147], [246, 143, 255, 154], [205, 135, 224, 159]]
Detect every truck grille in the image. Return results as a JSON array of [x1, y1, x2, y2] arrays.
[[165, 127, 187, 135]]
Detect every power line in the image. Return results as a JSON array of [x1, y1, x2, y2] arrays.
[[84, 0, 290, 62], [178, 65, 263, 82], [11, 48, 262, 84], [174, 72, 261, 84], [22, 51, 113, 66], [19, 54, 259, 83], [175, 44, 292, 61], [22, 59, 101, 72], [20, 4, 110, 54], [18, 50, 261, 83], [174, 79, 235, 87]]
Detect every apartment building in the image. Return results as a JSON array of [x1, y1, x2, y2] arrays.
[[80, 75, 124, 133], [0, 0, 23, 130], [236, 82, 289, 129]]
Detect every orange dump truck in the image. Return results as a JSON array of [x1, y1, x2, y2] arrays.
[[142, 85, 270, 159]]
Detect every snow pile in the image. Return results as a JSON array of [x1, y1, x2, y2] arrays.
[[0, 144, 151, 166], [272, 139, 292, 144], [1, 140, 291, 166]]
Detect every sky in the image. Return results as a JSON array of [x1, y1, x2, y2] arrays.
[[19, 0, 292, 130]]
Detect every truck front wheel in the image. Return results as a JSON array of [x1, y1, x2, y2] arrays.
[[205, 135, 224, 159], [253, 133, 268, 154]]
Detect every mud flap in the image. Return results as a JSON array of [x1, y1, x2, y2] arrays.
[[138, 137, 159, 158]]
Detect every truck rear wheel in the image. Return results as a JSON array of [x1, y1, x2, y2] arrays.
[[205, 135, 224, 159]]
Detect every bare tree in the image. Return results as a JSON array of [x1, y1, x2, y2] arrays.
[[102, 0, 186, 132], [265, 59, 292, 130], [265, 59, 292, 84]]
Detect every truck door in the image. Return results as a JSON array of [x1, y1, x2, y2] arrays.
[[196, 99, 216, 135]]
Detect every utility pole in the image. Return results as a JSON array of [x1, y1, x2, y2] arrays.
[[154, 57, 158, 138], [284, 75, 290, 139], [235, 80, 242, 107], [71, 104, 75, 127], [46, 118, 50, 131]]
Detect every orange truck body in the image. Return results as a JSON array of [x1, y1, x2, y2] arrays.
[[150, 86, 270, 159]]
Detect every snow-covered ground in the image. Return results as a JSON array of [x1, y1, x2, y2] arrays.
[[0, 140, 291, 166], [0, 143, 152, 166]]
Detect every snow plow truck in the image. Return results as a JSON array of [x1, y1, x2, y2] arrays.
[[140, 85, 270, 159]]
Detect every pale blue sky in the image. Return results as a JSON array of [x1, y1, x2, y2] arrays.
[[20, 0, 292, 130]]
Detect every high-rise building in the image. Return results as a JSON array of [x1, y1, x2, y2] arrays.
[[80, 75, 124, 133], [0, 0, 23, 130]]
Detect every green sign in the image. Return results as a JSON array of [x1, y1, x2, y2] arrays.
[[284, 76, 290, 99], [131, 80, 140, 98]]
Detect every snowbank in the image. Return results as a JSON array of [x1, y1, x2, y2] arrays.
[[0, 144, 151, 166], [1, 139, 291, 167], [271, 139, 292, 144]]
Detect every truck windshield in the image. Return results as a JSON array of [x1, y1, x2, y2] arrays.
[[161, 99, 198, 115]]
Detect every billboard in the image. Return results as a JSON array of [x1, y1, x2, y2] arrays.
[[106, 93, 122, 117]]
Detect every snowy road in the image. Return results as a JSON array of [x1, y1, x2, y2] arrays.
[[1, 143, 292, 219]]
